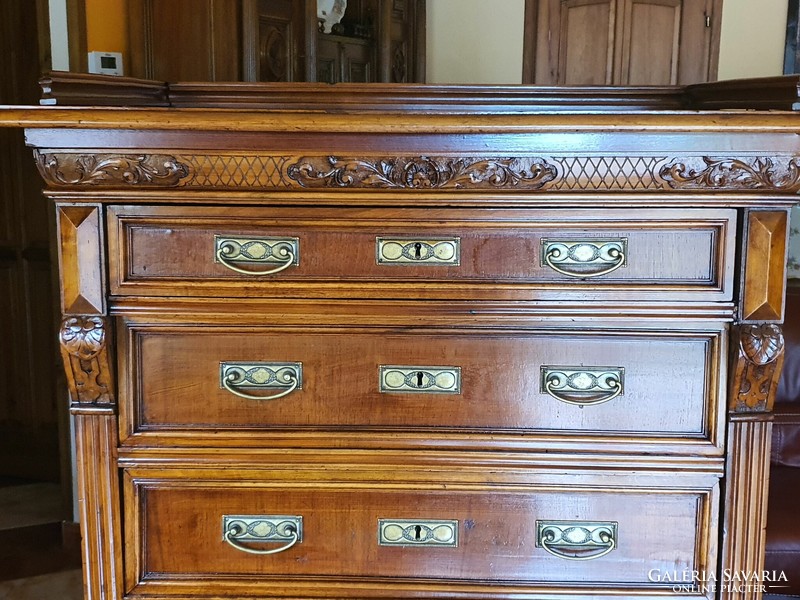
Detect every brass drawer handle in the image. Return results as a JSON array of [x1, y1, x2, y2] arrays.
[[541, 366, 624, 406], [376, 237, 461, 265], [215, 236, 299, 276], [220, 362, 302, 401], [542, 239, 626, 278], [223, 515, 302, 555], [537, 521, 617, 561]]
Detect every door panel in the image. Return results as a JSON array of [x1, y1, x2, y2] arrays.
[[618, 0, 681, 85], [560, 0, 616, 85], [529, 0, 720, 85]]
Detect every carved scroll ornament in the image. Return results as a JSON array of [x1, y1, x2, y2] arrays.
[[285, 156, 558, 189], [660, 157, 800, 192], [730, 323, 785, 412], [35, 151, 189, 187], [59, 316, 114, 407], [31, 150, 800, 193]]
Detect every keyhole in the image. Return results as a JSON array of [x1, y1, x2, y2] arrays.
[[414, 242, 422, 259], [416, 372, 424, 387], [414, 525, 422, 540]]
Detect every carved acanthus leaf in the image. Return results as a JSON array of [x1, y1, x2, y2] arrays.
[[60, 316, 105, 360], [35, 151, 189, 187], [660, 157, 800, 192], [740, 324, 785, 365], [286, 156, 558, 189], [731, 323, 786, 413], [59, 316, 114, 407]]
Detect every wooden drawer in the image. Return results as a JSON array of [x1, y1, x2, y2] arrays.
[[124, 466, 719, 598], [119, 321, 724, 454], [107, 206, 735, 301]]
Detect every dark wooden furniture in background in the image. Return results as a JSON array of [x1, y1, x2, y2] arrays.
[[1, 75, 798, 599], [524, 0, 723, 85], [0, 0, 64, 484], [127, 0, 425, 83], [765, 281, 800, 596], [785, 0, 800, 75]]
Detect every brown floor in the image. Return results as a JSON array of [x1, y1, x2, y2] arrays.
[[0, 570, 82, 600], [0, 480, 81, 588]]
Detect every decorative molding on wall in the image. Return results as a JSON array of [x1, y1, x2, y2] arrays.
[[34, 152, 800, 193]]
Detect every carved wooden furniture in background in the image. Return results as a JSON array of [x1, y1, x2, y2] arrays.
[[525, 0, 723, 85], [0, 75, 798, 599], [126, 0, 424, 83]]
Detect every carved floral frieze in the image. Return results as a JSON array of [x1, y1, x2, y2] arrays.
[[660, 157, 800, 192], [33, 151, 800, 193], [35, 151, 189, 186], [286, 156, 558, 189]]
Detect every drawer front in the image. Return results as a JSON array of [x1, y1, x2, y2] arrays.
[[120, 323, 724, 453], [108, 206, 735, 301], [124, 468, 719, 595]]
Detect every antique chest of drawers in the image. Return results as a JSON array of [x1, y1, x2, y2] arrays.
[[2, 76, 798, 600]]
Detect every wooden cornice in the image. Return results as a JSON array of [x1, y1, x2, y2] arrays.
[[30, 71, 800, 112]]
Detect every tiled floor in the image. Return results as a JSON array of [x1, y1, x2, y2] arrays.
[[0, 570, 82, 600]]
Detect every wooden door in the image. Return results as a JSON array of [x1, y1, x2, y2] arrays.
[[533, 0, 617, 85], [0, 0, 62, 481], [526, 0, 721, 85], [245, 0, 311, 82], [617, 0, 720, 85], [127, 0, 242, 81]]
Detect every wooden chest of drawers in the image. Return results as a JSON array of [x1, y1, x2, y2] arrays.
[[2, 77, 797, 600]]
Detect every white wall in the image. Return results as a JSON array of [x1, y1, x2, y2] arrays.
[[48, 0, 70, 71], [426, 0, 525, 84], [718, 0, 788, 80]]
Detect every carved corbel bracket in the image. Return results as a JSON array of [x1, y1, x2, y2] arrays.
[[730, 323, 785, 412], [59, 316, 115, 410]]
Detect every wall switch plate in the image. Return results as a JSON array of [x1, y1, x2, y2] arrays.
[[87, 51, 124, 76]]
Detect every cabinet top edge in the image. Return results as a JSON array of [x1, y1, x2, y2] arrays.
[[1, 106, 799, 134]]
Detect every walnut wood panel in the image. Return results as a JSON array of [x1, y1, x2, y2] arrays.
[[57, 204, 105, 315], [75, 414, 123, 600], [740, 210, 790, 322], [123, 467, 719, 595], [1, 76, 796, 600], [687, 75, 800, 111], [107, 206, 735, 302], [120, 323, 724, 454], [719, 416, 772, 600], [38, 72, 800, 111], [39, 72, 169, 107]]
